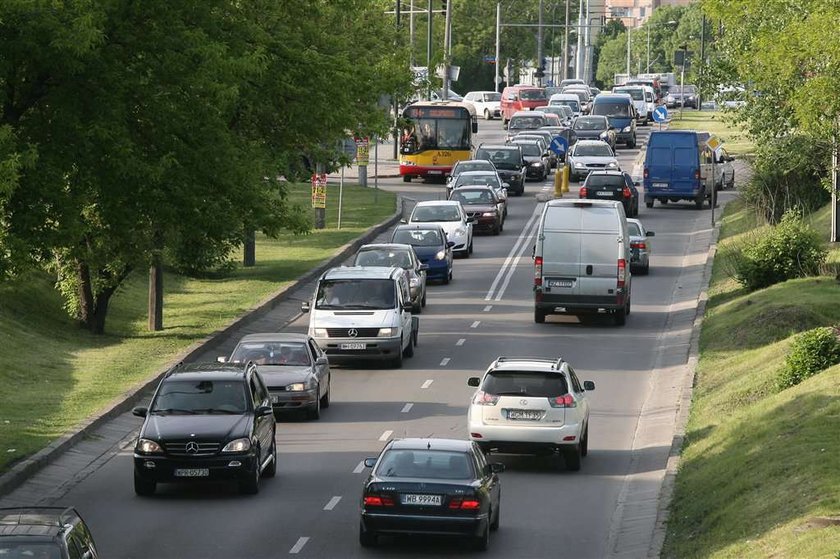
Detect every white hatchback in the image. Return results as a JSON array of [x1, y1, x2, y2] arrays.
[[407, 200, 474, 257], [467, 356, 595, 470], [464, 90, 502, 120]]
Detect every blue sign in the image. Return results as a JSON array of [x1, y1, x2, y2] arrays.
[[652, 105, 669, 123], [550, 135, 569, 156]]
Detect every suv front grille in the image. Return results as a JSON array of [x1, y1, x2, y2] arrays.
[[165, 441, 221, 456], [326, 327, 380, 338]]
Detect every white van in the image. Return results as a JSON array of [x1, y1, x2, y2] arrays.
[[301, 266, 419, 367], [613, 86, 649, 125], [533, 199, 631, 325]]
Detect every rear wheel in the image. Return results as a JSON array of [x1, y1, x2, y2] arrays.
[[412, 301, 422, 314], [134, 472, 156, 496], [645, 200, 654, 208], [403, 175, 411, 183], [263, 439, 277, 478], [564, 444, 582, 471], [614, 308, 626, 326], [359, 524, 377, 548], [490, 501, 500, 531], [534, 308, 546, 324], [694, 191, 705, 209], [473, 519, 490, 551], [581, 427, 589, 457]]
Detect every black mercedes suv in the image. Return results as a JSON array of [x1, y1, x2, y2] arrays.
[[132, 362, 276, 495]]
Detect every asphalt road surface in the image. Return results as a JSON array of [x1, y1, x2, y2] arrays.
[[21, 119, 725, 558]]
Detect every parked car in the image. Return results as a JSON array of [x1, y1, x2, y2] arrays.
[[359, 438, 504, 551], [449, 186, 505, 235], [222, 332, 331, 419], [590, 94, 637, 148], [447, 170, 508, 217], [566, 140, 620, 182], [579, 170, 639, 217], [716, 147, 736, 189], [463, 90, 502, 120], [467, 356, 595, 470], [0, 507, 100, 558], [132, 362, 277, 495], [510, 139, 550, 181], [407, 200, 474, 256], [447, 159, 499, 185], [391, 224, 454, 284], [627, 218, 654, 275], [353, 243, 428, 312], [474, 143, 527, 195], [571, 115, 617, 150]]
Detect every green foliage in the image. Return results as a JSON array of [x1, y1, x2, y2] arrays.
[[732, 210, 826, 291], [777, 327, 840, 390]]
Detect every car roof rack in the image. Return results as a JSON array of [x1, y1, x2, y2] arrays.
[[492, 356, 564, 370]]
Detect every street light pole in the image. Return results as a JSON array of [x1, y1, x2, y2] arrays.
[[495, 2, 501, 92], [563, 0, 570, 81], [626, 25, 631, 77], [576, 0, 584, 79], [426, 0, 432, 99], [442, 0, 452, 99], [536, 0, 544, 87]]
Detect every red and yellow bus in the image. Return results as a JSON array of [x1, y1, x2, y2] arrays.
[[399, 101, 477, 182]]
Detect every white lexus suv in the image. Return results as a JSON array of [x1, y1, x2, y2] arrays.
[[467, 356, 595, 471]]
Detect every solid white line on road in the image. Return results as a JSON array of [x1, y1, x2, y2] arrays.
[[379, 430, 393, 441], [495, 212, 542, 301], [401, 403, 414, 413], [470, 321, 481, 328], [353, 461, 365, 474], [483, 305, 493, 312], [440, 357, 451, 366], [421, 379, 434, 389], [484, 203, 543, 301], [324, 496, 342, 511], [289, 537, 309, 554], [456, 338, 466, 346]]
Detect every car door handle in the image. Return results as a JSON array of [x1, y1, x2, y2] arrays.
[[586, 265, 593, 275]]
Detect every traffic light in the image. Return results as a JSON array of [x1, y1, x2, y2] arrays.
[[535, 68, 545, 78]]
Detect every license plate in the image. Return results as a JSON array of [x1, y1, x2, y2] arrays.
[[427, 170, 442, 175], [339, 342, 366, 350], [401, 494, 442, 506], [652, 182, 668, 188], [595, 190, 614, 197], [174, 468, 209, 478], [507, 409, 542, 420], [547, 279, 574, 288]]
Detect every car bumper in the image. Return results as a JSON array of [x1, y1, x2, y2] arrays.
[[630, 250, 650, 268], [525, 165, 546, 179], [468, 421, 583, 451], [535, 292, 627, 314], [472, 216, 500, 232], [418, 259, 450, 279], [361, 511, 488, 537], [314, 336, 402, 361], [134, 453, 257, 482], [400, 164, 450, 178], [496, 173, 524, 191], [615, 131, 634, 142], [269, 388, 318, 411]]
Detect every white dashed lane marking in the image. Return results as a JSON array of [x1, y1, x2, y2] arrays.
[[379, 430, 393, 441], [440, 357, 451, 366], [324, 496, 342, 511], [483, 305, 493, 312], [421, 379, 433, 389], [456, 338, 466, 346], [401, 403, 414, 413], [353, 461, 365, 474], [470, 321, 481, 328], [289, 537, 309, 554]]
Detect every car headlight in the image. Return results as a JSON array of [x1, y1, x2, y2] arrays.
[[313, 328, 327, 337], [378, 327, 396, 337], [286, 382, 311, 392], [482, 211, 497, 217], [608, 161, 618, 168], [530, 162, 543, 167], [136, 438, 162, 454], [599, 132, 607, 139], [435, 250, 446, 260], [667, 95, 674, 101], [454, 227, 466, 236], [409, 277, 420, 287], [222, 438, 252, 453], [623, 126, 632, 133], [575, 162, 586, 168]]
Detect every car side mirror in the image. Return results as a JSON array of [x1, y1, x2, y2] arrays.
[[301, 301, 311, 313], [646, 231, 655, 237], [488, 462, 505, 474], [419, 263, 429, 271], [400, 219, 407, 224], [217, 356, 227, 363], [502, 182, 509, 189], [633, 181, 641, 187], [316, 356, 329, 365], [446, 241, 456, 248], [364, 457, 377, 468], [402, 302, 413, 311], [132, 406, 148, 418], [467, 377, 481, 387], [583, 380, 596, 391], [466, 216, 477, 224], [256, 405, 274, 417]]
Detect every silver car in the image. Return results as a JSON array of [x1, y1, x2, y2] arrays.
[[447, 170, 508, 218], [353, 243, 428, 312], [221, 333, 331, 420], [566, 140, 620, 182], [627, 218, 654, 275]]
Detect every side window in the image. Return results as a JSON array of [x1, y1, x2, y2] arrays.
[[308, 340, 320, 360], [567, 367, 583, 393], [248, 375, 263, 406], [399, 278, 410, 306], [67, 533, 85, 559], [472, 445, 488, 474]]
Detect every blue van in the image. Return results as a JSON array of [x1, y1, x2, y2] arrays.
[[643, 131, 713, 208], [591, 94, 637, 148]]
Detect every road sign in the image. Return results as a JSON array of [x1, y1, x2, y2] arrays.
[[705, 135, 722, 152], [355, 137, 370, 165], [549, 135, 569, 157], [652, 106, 669, 123], [311, 174, 327, 209]]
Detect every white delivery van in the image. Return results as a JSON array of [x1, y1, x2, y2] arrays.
[[301, 266, 419, 368], [533, 199, 631, 325]]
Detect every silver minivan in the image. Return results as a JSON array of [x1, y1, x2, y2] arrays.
[[301, 266, 419, 367], [533, 199, 631, 325]]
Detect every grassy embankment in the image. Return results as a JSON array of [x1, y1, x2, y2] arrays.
[[0, 183, 395, 473], [661, 113, 840, 557]]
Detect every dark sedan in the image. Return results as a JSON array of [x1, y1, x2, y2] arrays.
[[359, 438, 503, 551], [391, 224, 454, 284], [572, 115, 617, 150], [579, 170, 640, 217], [221, 332, 331, 419], [510, 140, 550, 181], [449, 187, 504, 235]]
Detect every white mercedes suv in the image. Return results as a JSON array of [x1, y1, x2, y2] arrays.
[[467, 356, 595, 471]]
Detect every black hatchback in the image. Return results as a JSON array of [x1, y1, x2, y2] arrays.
[[580, 170, 640, 217], [132, 362, 277, 495], [359, 438, 504, 551]]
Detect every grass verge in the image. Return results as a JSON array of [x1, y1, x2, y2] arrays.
[[0, 182, 395, 473], [667, 110, 755, 157], [662, 199, 840, 558]]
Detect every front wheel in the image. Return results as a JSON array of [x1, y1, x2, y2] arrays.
[[239, 453, 261, 494], [307, 391, 321, 420], [403, 334, 414, 358], [134, 472, 156, 496], [484, 109, 491, 120], [320, 379, 331, 408], [402, 175, 411, 183], [263, 440, 277, 478]]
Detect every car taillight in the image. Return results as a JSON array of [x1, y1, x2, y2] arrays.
[[643, 167, 649, 179], [534, 256, 543, 287], [473, 390, 500, 406], [623, 186, 632, 199], [548, 394, 577, 408], [364, 495, 395, 507], [630, 241, 646, 250], [449, 498, 481, 510], [617, 258, 626, 289], [694, 169, 700, 180], [579, 186, 588, 198]]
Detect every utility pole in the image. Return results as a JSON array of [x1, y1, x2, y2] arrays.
[[698, 13, 706, 111], [576, 0, 584, 79], [495, 2, 501, 92], [563, 0, 570, 81], [409, 0, 415, 66], [626, 25, 631, 76], [583, 0, 590, 84], [832, 117, 840, 242], [536, 0, 544, 87], [443, 0, 452, 99], [426, 0, 432, 99], [393, 0, 401, 159]]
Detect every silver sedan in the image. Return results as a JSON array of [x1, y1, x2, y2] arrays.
[[627, 218, 654, 275]]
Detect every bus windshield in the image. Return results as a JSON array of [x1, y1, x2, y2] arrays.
[[400, 105, 472, 154]]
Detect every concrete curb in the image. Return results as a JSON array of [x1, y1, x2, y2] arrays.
[[0, 199, 405, 498]]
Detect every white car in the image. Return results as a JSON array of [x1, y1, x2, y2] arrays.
[[549, 93, 582, 117], [566, 140, 620, 182], [464, 90, 502, 120], [467, 356, 595, 471], [407, 200, 474, 257]]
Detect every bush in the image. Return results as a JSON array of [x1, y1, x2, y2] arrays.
[[777, 326, 840, 390], [733, 209, 826, 291]]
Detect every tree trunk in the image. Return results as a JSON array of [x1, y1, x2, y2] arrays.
[[76, 259, 95, 328], [75, 260, 130, 335], [243, 229, 256, 267], [148, 262, 163, 331]]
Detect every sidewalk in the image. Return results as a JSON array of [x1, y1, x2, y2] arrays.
[[329, 137, 401, 181]]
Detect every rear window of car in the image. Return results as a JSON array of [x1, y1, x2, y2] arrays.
[[376, 450, 474, 479], [482, 371, 569, 397], [586, 174, 624, 187], [393, 228, 442, 246], [0, 543, 62, 558], [628, 222, 642, 236]]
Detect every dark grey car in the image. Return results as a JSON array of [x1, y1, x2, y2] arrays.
[[572, 116, 617, 150]]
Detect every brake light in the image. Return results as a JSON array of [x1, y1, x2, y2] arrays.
[[643, 167, 649, 179], [623, 186, 632, 199], [579, 186, 588, 198], [549, 394, 577, 408], [630, 241, 646, 250], [534, 256, 543, 287], [617, 258, 626, 289], [449, 498, 481, 510], [363, 495, 395, 507], [694, 169, 700, 181], [473, 390, 500, 406]]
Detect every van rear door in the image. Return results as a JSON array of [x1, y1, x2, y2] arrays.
[[576, 206, 622, 299], [539, 205, 582, 298], [673, 146, 699, 195]]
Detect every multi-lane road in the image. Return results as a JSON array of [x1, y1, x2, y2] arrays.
[[2, 118, 727, 558]]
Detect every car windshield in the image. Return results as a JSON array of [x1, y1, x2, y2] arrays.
[[152, 380, 248, 414], [616, 88, 644, 100], [567, 90, 589, 102], [483, 92, 501, 101], [574, 117, 607, 131], [628, 222, 642, 236], [592, 102, 631, 117], [451, 189, 495, 204], [574, 144, 613, 157], [678, 85, 697, 94], [0, 542, 63, 559], [315, 278, 396, 310], [231, 341, 311, 366], [354, 249, 413, 269], [455, 174, 500, 188], [392, 228, 443, 247], [411, 205, 462, 222], [509, 116, 544, 130], [454, 162, 493, 175], [515, 143, 542, 156], [519, 89, 546, 101], [482, 371, 569, 397], [475, 148, 520, 169], [376, 449, 474, 479], [586, 174, 624, 187], [551, 99, 580, 112]]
